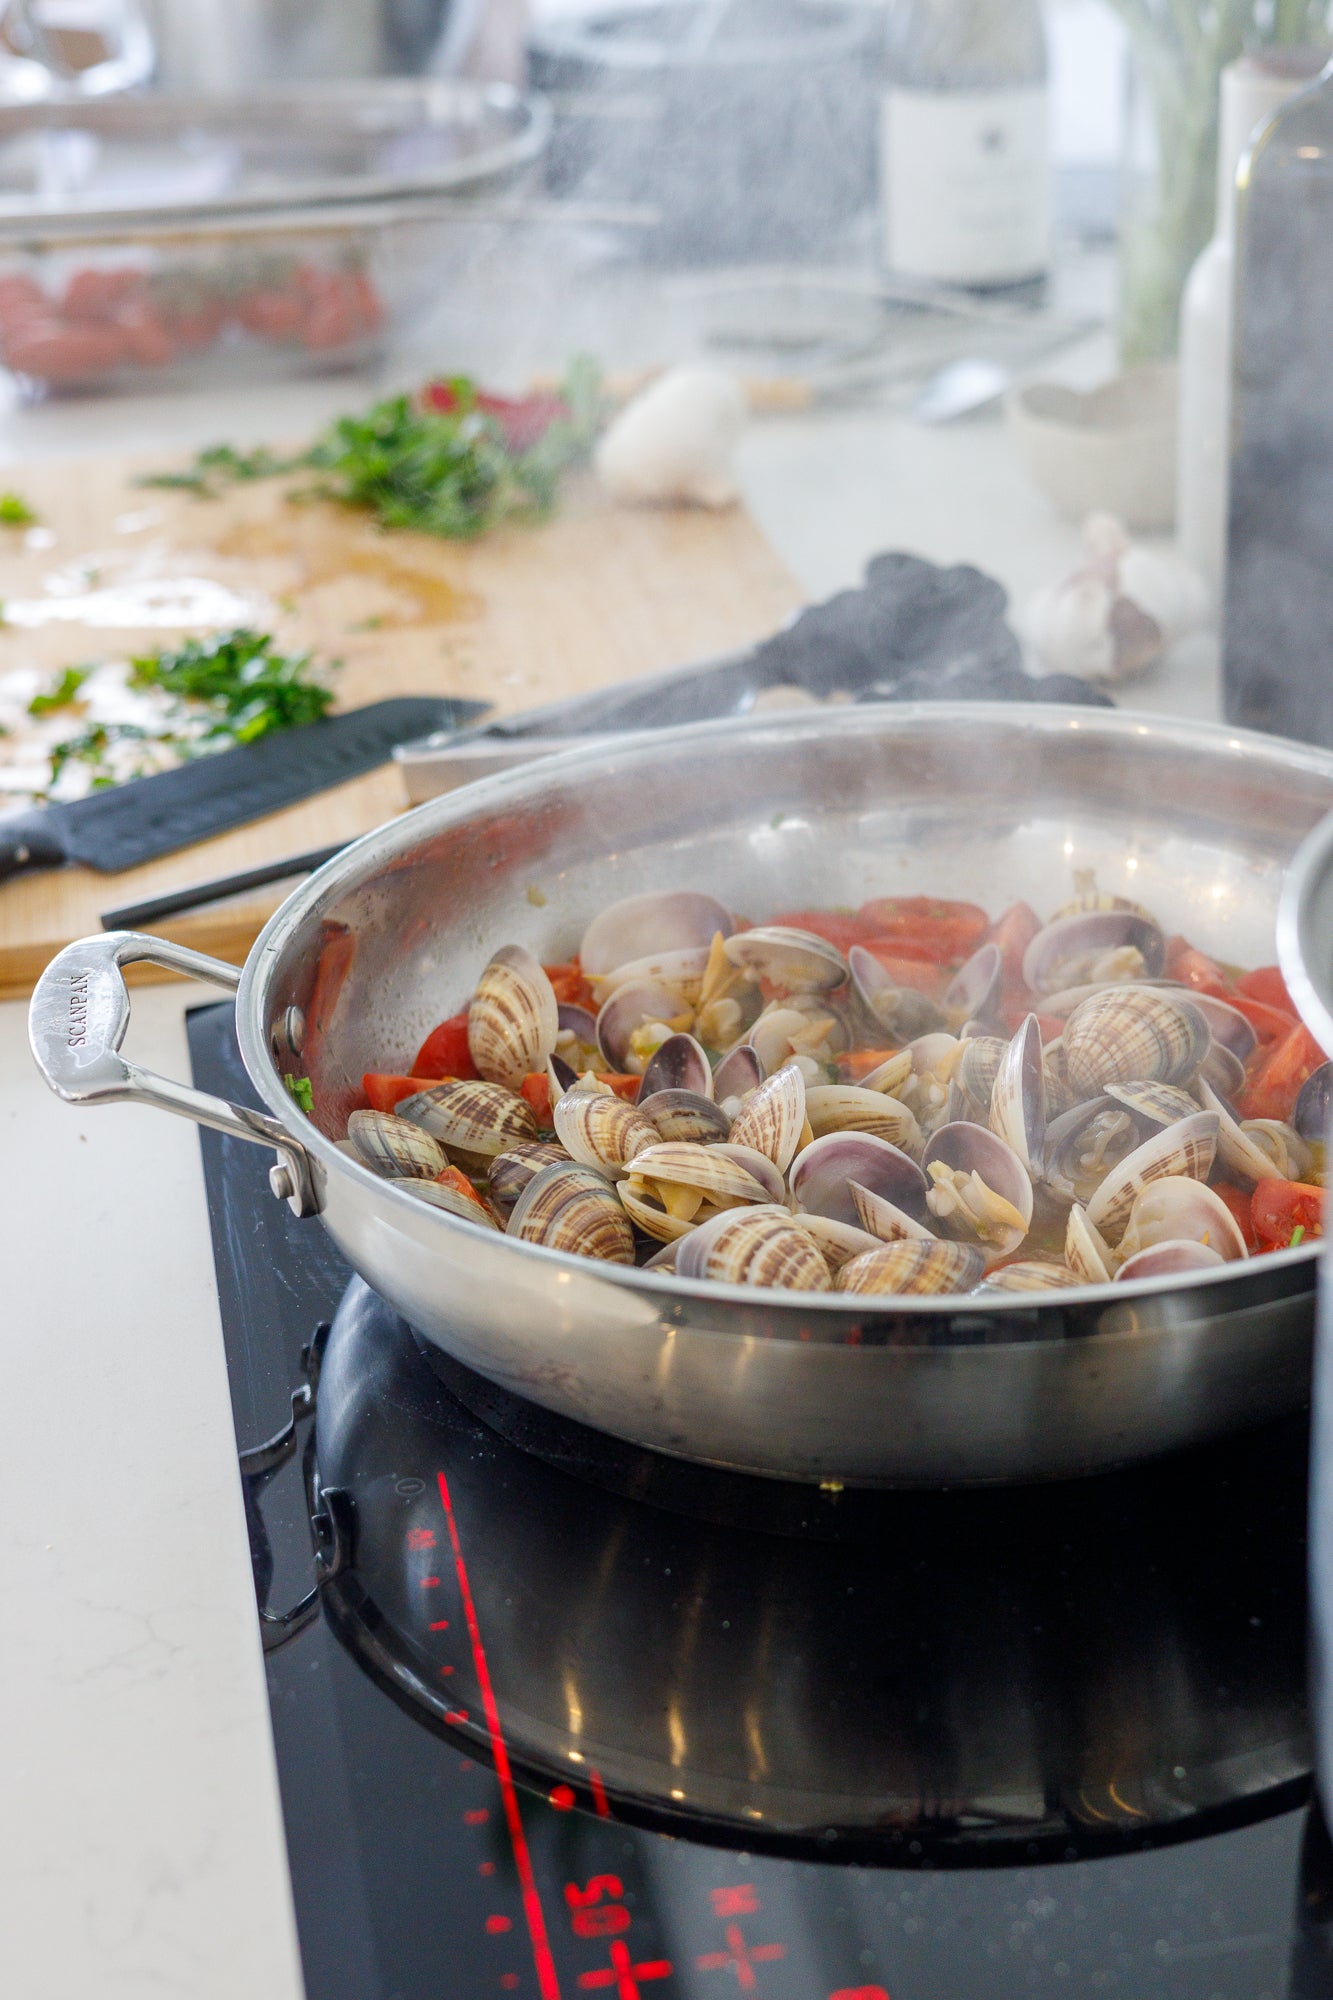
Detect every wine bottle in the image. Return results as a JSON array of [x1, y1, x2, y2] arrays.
[[1223, 58, 1333, 744], [879, 0, 1051, 289]]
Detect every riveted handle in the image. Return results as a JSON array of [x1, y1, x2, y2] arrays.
[[28, 931, 319, 1217]]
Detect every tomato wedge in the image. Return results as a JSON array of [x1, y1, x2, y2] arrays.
[[544, 959, 595, 1009], [1237, 1022, 1326, 1121], [986, 901, 1042, 991], [434, 1163, 490, 1211], [767, 910, 870, 954], [519, 1072, 553, 1126], [1163, 937, 1232, 999], [857, 896, 990, 964], [855, 940, 948, 998], [1212, 1180, 1261, 1253], [837, 1047, 903, 1080], [1235, 965, 1295, 1013], [362, 1073, 442, 1114], [412, 1012, 477, 1080], [1228, 994, 1298, 1046], [1251, 1178, 1324, 1250]]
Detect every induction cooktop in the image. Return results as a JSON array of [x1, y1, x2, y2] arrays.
[[189, 1000, 1333, 1999]]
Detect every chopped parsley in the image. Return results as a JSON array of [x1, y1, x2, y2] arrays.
[[1291, 1224, 1306, 1248], [28, 665, 89, 715], [284, 1074, 315, 1114], [0, 490, 37, 526], [138, 442, 307, 497]]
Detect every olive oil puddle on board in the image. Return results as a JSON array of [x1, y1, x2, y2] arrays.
[[212, 511, 481, 630]]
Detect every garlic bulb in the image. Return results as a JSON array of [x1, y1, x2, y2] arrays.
[[595, 365, 746, 509], [1023, 513, 1209, 684]]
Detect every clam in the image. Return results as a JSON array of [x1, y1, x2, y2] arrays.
[[714, 1043, 764, 1113], [948, 1034, 1006, 1123], [1042, 1037, 1081, 1118], [1115, 1175, 1248, 1266], [596, 979, 694, 1071], [1195, 1078, 1310, 1185], [749, 996, 846, 1077], [803, 1083, 922, 1156], [622, 1142, 772, 1230], [1022, 909, 1165, 996], [508, 1162, 636, 1263], [728, 1062, 807, 1171], [618, 1180, 701, 1244], [1053, 888, 1154, 919], [921, 1122, 1034, 1264], [553, 1088, 659, 1179], [1295, 1062, 1333, 1142], [723, 925, 848, 994], [467, 945, 559, 1090], [857, 1049, 914, 1098], [790, 1213, 885, 1274], [594, 946, 711, 1000], [638, 1087, 731, 1146], [555, 1004, 602, 1069], [347, 1108, 446, 1179], [974, 1260, 1082, 1292], [942, 942, 1003, 1027], [1200, 1041, 1248, 1101], [389, 1176, 501, 1229], [1066, 1203, 1113, 1284], [1043, 1098, 1140, 1206], [848, 945, 943, 1041], [988, 1014, 1046, 1175], [675, 1205, 832, 1291], [1062, 986, 1210, 1097], [397, 1080, 538, 1171], [836, 1239, 985, 1297], [487, 1139, 571, 1219], [1115, 1240, 1226, 1281], [849, 1179, 936, 1243], [789, 1131, 928, 1230], [1188, 992, 1258, 1063], [898, 1033, 965, 1137], [1104, 1080, 1202, 1130], [711, 1142, 789, 1203], [580, 891, 734, 978], [638, 1032, 713, 1101], [1083, 1111, 1218, 1243]]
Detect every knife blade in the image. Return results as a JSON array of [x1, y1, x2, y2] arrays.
[[0, 694, 489, 884]]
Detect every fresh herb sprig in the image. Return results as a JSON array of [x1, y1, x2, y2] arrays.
[[139, 442, 309, 498], [28, 664, 89, 715], [0, 491, 37, 526], [284, 1074, 315, 1114]]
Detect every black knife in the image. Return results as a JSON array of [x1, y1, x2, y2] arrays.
[[0, 694, 489, 885]]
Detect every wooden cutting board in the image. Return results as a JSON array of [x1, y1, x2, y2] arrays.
[[0, 456, 802, 999]]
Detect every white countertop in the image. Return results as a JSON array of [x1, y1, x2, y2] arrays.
[[0, 295, 1219, 1997]]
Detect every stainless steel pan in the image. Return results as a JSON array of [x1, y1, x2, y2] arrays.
[[30, 704, 1333, 1485]]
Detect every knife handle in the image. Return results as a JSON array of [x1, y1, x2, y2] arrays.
[[0, 815, 66, 883]]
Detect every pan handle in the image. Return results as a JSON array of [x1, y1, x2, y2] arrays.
[[28, 930, 319, 1217]]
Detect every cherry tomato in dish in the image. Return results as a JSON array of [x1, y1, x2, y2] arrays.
[[857, 896, 990, 964], [837, 1048, 904, 1080], [1228, 994, 1298, 1045], [362, 1073, 445, 1114], [543, 960, 595, 1009], [1235, 965, 1295, 1012], [767, 910, 870, 954], [1163, 937, 1232, 999], [1251, 1178, 1324, 1250], [1237, 1022, 1326, 1121], [854, 941, 947, 998], [434, 1163, 489, 1210], [1212, 1180, 1261, 1252], [519, 1072, 552, 1125], [412, 1012, 477, 1081]]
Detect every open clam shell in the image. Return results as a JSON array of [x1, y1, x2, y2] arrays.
[[728, 1062, 807, 1171], [900, 1033, 965, 1138], [1115, 1174, 1248, 1265], [1083, 1110, 1218, 1243], [1042, 1097, 1140, 1206], [989, 1014, 1046, 1175], [595, 979, 693, 1070], [389, 1176, 501, 1229], [397, 1079, 539, 1168], [555, 1004, 602, 1070], [487, 1140, 570, 1218], [789, 1130, 928, 1229], [724, 925, 848, 994], [836, 1239, 984, 1297], [1189, 992, 1258, 1063], [580, 891, 734, 979], [714, 1043, 764, 1110], [975, 1259, 1081, 1292], [1065, 1203, 1113, 1283], [849, 1180, 936, 1244], [803, 1083, 922, 1156], [948, 1034, 1006, 1122], [1104, 1080, 1202, 1130], [1116, 1239, 1226, 1281], [638, 1087, 731, 1146], [594, 946, 711, 1000], [507, 1161, 635, 1263], [624, 1141, 772, 1205], [848, 945, 944, 1041], [943, 942, 1002, 1027], [553, 1089, 660, 1179], [921, 1121, 1034, 1264], [856, 1049, 914, 1098], [347, 1109, 447, 1179], [790, 1213, 885, 1274], [1195, 1078, 1310, 1186], [467, 944, 559, 1090], [1041, 1037, 1081, 1118], [1022, 909, 1166, 996], [1295, 1062, 1333, 1142], [638, 1032, 713, 1101], [675, 1205, 832, 1291], [1062, 986, 1211, 1098], [1200, 1041, 1247, 1101]]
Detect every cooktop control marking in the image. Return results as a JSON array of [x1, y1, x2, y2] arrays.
[[437, 1469, 563, 2000]]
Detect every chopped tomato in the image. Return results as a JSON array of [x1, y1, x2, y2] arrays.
[[1235, 965, 1295, 1013], [767, 910, 871, 954], [412, 1012, 477, 1081], [986, 901, 1042, 991], [597, 1073, 642, 1101], [1228, 994, 1298, 1046], [1163, 937, 1232, 999], [362, 1073, 441, 1114], [1237, 1022, 1326, 1122], [421, 379, 570, 454], [1212, 1180, 1261, 1253], [837, 1047, 903, 1080], [544, 959, 595, 1009], [857, 896, 989, 964], [434, 1163, 489, 1210], [519, 1072, 553, 1126], [1251, 1178, 1324, 1250], [855, 941, 948, 998]]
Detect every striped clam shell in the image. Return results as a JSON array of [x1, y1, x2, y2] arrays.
[[1116, 1240, 1226, 1281], [553, 1087, 659, 1179], [1022, 908, 1166, 997], [790, 1213, 884, 1275], [397, 1080, 538, 1165], [579, 890, 733, 979], [836, 1239, 984, 1297], [728, 1062, 807, 1171], [804, 1083, 922, 1156], [347, 1109, 446, 1179], [1062, 986, 1210, 1098], [975, 1259, 1081, 1292], [1114, 1175, 1248, 1266], [948, 1034, 1006, 1121], [507, 1162, 635, 1264], [487, 1140, 570, 1219], [1196, 1078, 1312, 1186], [388, 1176, 501, 1229], [675, 1205, 832, 1291], [623, 1141, 772, 1204], [1104, 1080, 1202, 1129], [467, 944, 558, 1090], [1083, 1110, 1218, 1243], [849, 1180, 935, 1244], [1065, 1203, 1113, 1284], [723, 925, 848, 993], [988, 1014, 1046, 1176], [638, 1087, 731, 1145]]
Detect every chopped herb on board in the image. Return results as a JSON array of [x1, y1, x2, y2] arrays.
[[0, 490, 37, 525], [27, 664, 89, 714], [284, 1074, 315, 1114]]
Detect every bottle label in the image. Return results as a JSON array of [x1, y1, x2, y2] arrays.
[[881, 86, 1051, 285]]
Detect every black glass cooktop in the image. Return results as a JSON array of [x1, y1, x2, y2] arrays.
[[189, 1000, 1333, 1999]]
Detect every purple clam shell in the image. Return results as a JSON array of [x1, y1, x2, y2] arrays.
[[943, 942, 1002, 1023], [639, 1032, 712, 1100], [714, 1044, 764, 1102], [580, 891, 733, 978], [788, 1131, 928, 1229], [1295, 1060, 1333, 1142], [1022, 910, 1166, 996], [1189, 993, 1258, 1063], [1115, 1239, 1226, 1282]]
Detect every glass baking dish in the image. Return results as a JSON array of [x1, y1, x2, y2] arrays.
[[0, 80, 549, 394]]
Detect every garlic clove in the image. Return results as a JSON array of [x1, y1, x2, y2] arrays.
[[594, 364, 747, 510]]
